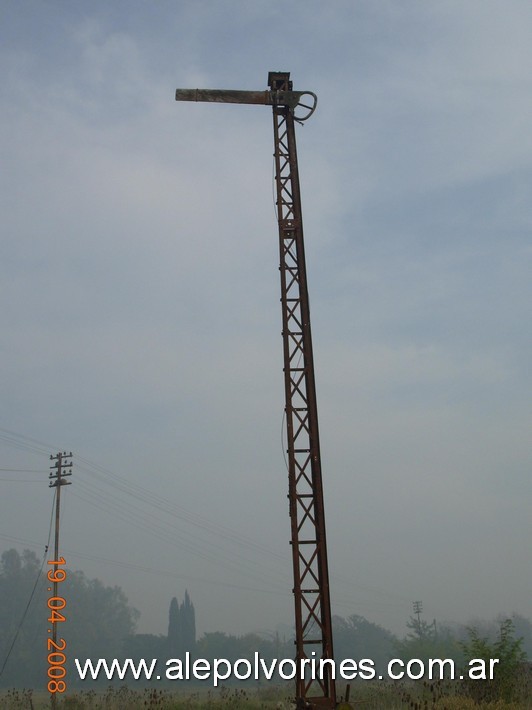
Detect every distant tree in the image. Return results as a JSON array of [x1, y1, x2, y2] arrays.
[[196, 631, 243, 664], [0, 549, 47, 687], [332, 614, 397, 674], [460, 618, 526, 703], [180, 590, 196, 653], [0, 548, 139, 688], [239, 631, 287, 659], [1, 548, 23, 577], [122, 633, 167, 661], [395, 614, 461, 667], [62, 570, 139, 663], [509, 613, 532, 660], [455, 613, 532, 660], [167, 596, 181, 656], [167, 591, 196, 657], [407, 612, 437, 642]]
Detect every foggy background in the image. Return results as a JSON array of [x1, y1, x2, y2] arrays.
[[1, 1, 530, 640]]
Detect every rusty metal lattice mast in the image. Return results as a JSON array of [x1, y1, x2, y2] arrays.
[[175, 72, 336, 709], [268, 71, 335, 709]]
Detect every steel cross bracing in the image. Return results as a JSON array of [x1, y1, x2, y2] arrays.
[[269, 72, 335, 709], [175, 72, 336, 710]]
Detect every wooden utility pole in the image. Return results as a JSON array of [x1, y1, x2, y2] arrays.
[[49, 452, 72, 586], [49, 452, 72, 708]]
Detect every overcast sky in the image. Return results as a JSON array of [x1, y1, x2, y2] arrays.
[[1, 1, 531, 641]]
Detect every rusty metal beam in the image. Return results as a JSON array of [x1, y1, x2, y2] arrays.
[[175, 80, 317, 122]]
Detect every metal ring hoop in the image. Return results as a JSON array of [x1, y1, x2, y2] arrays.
[[293, 92, 318, 122]]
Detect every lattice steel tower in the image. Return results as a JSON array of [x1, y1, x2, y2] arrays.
[[175, 72, 340, 709]]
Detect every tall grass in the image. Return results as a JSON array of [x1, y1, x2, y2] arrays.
[[2, 677, 531, 709]]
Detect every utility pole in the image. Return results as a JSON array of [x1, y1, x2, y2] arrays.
[[49, 452, 72, 587], [49, 452, 72, 708], [413, 600, 423, 630], [175, 73, 340, 709]]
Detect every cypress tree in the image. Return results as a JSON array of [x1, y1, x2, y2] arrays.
[[180, 589, 196, 652], [167, 596, 180, 656]]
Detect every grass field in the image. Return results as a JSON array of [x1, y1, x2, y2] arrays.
[[2, 681, 532, 709]]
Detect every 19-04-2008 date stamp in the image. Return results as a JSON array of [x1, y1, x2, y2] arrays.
[[47, 557, 67, 694]]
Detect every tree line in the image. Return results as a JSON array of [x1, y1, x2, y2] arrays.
[[1, 548, 530, 702]]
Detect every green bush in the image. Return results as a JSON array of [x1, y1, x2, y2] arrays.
[[459, 618, 526, 703]]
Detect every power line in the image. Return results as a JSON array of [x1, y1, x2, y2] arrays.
[[0, 428, 416, 613], [0, 491, 55, 678], [1, 428, 285, 563], [0, 478, 45, 482], [0, 429, 56, 457], [76, 454, 286, 560], [0, 532, 288, 598], [68, 486, 289, 592]]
